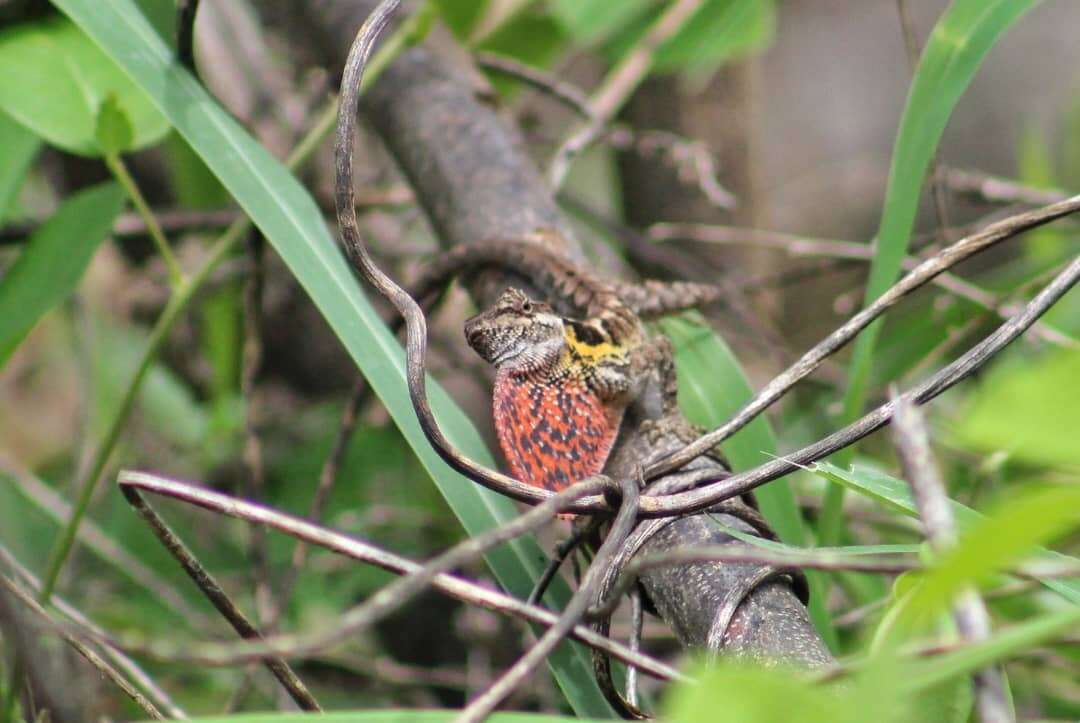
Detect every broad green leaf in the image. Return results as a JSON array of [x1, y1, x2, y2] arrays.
[[902, 604, 1080, 692], [0, 16, 169, 155], [660, 316, 807, 544], [663, 660, 901, 723], [813, 462, 1080, 605], [434, 0, 491, 40], [551, 0, 653, 45], [951, 349, 1080, 468], [660, 316, 837, 650], [0, 182, 124, 366], [94, 92, 135, 155], [133, 0, 176, 43], [841, 0, 1043, 438], [477, 12, 568, 69], [604, 0, 776, 76], [0, 111, 41, 222], [54, 0, 612, 715], [896, 485, 1080, 631]]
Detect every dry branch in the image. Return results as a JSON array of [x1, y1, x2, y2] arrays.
[[100, 472, 679, 680], [649, 254, 1080, 515], [0, 575, 166, 720], [891, 397, 1011, 723], [121, 485, 323, 711], [647, 196, 1080, 484]]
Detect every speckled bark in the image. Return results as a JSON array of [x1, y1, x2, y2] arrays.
[[255, 0, 831, 673]]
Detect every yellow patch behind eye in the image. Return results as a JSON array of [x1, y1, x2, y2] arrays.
[[564, 325, 623, 362]]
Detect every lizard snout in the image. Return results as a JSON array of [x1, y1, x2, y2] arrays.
[[463, 316, 483, 348]]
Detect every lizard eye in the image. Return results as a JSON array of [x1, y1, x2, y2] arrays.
[[520, 299, 533, 314]]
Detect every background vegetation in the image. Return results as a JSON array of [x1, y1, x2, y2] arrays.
[[0, 0, 1077, 721]]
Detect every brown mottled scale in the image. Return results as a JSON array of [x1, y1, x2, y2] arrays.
[[493, 369, 623, 493], [414, 235, 722, 331], [448, 231, 724, 503]]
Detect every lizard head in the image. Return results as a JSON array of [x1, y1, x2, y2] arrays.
[[464, 288, 565, 374]]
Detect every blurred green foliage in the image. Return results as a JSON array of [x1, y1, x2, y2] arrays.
[[0, 0, 1075, 720]]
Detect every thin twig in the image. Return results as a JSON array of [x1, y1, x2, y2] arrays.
[[275, 376, 369, 618], [625, 587, 643, 710], [315, 651, 471, 691], [472, 54, 736, 209], [236, 230, 277, 708], [456, 476, 640, 723], [604, 128, 737, 210], [475, 51, 592, 118], [642, 253, 1080, 516], [120, 485, 323, 711], [527, 517, 600, 607], [113, 472, 620, 666], [0, 187, 415, 246], [114, 471, 679, 681], [0, 455, 206, 624], [648, 222, 1077, 348], [891, 397, 1012, 723], [645, 196, 1080, 483], [548, 0, 705, 188], [104, 153, 184, 286], [0, 544, 187, 719], [0, 575, 166, 720], [940, 167, 1071, 207], [239, 230, 279, 634], [896, 0, 954, 243]]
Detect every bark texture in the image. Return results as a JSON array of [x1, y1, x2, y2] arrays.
[[255, 0, 831, 679]]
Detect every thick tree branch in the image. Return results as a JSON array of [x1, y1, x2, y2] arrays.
[[256, 0, 826, 685]]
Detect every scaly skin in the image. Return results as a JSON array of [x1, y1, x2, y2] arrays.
[[437, 229, 724, 497], [415, 230, 725, 325], [465, 287, 635, 494]]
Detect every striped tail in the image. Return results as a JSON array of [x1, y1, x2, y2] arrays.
[[616, 279, 724, 319]]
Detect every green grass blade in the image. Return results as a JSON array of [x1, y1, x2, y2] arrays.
[[0, 16, 169, 155], [902, 605, 1080, 693], [822, 0, 1044, 546], [844, 0, 1042, 418], [813, 462, 1080, 605], [0, 111, 40, 221], [898, 485, 1080, 630], [53, 0, 613, 714], [0, 182, 124, 366], [659, 316, 836, 649]]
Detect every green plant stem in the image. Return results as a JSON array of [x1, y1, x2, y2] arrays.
[[37, 224, 242, 602], [36, 102, 341, 607], [32, 0, 428, 609], [9, 8, 430, 718], [104, 152, 184, 287]]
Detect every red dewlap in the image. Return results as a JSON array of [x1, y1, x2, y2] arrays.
[[493, 370, 623, 501]]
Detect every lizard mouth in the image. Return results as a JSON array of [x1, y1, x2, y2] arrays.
[[464, 326, 518, 366]]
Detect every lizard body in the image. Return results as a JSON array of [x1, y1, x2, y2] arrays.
[[456, 232, 721, 496], [465, 288, 632, 494], [416, 232, 724, 325]]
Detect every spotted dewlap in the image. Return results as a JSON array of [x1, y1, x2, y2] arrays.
[[493, 370, 624, 495]]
